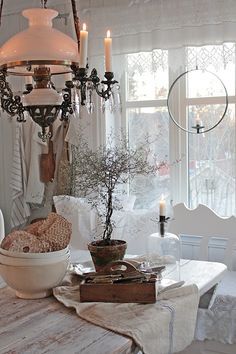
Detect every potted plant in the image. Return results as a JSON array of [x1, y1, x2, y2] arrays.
[[71, 133, 155, 270]]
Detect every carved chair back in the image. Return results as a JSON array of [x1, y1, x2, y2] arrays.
[[169, 203, 236, 270]]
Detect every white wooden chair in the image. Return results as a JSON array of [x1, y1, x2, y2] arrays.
[[169, 203, 236, 354], [169, 203, 236, 270]]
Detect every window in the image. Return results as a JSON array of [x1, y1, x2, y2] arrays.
[[186, 45, 235, 216], [124, 44, 236, 216], [126, 50, 170, 209]]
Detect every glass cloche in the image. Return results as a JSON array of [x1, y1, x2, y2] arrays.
[[147, 197, 181, 281], [147, 232, 181, 281]]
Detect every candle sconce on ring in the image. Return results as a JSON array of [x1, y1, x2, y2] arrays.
[[167, 67, 229, 134]]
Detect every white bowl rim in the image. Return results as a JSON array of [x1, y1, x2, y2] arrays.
[[0, 246, 69, 258], [0, 257, 70, 269], [0, 253, 70, 266]]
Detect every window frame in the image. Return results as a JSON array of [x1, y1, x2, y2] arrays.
[[120, 45, 236, 214]]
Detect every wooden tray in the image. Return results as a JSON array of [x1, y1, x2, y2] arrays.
[[80, 260, 156, 303]]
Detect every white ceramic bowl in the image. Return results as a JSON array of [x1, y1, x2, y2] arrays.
[[0, 251, 70, 266], [0, 257, 70, 299], [0, 246, 69, 258]]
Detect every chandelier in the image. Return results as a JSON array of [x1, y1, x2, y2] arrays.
[[0, 0, 119, 140]]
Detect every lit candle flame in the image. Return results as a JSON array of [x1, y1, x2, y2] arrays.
[[82, 23, 87, 31], [107, 30, 111, 38]]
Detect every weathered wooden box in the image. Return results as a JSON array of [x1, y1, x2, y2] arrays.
[[80, 280, 156, 303]]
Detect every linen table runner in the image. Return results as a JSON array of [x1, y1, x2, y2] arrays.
[[53, 275, 199, 354]]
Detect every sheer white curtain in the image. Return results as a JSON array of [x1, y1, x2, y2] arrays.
[[79, 0, 236, 55]]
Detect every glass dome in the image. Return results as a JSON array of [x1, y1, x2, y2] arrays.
[[147, 232, 181, 281]]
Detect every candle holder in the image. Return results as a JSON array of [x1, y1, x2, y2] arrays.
[[159, 215, 170, 236], [61, 80, 74, 122], [23, 83, 33, 95], [71, 66, 88, 105], [192, 123, 205, 134], [67, 65, 118, 107], [147, 214, 181, 281]]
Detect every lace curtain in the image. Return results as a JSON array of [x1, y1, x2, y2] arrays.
[[79, 0, 236, 56]]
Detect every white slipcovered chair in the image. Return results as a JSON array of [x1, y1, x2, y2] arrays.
[[53, 194, 158, 256], [169, 203, 236, 354]]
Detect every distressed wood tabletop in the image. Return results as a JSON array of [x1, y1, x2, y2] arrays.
[[0, 281, 137, 354], [0, 258, 227, 354]]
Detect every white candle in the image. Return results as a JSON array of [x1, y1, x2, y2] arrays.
[[79, 23, 88, 68], [104, 30, 112, 72], [159, 196, 166, 216], [196, 115, 201, 126], [64, 72, 72, 81], [25, 75, 33, 85]]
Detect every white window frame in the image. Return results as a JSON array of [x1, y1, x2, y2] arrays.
[[121, 45, 236, 213]]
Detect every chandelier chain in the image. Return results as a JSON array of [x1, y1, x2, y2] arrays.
[[0, 0, 3, 26], [71, 0, 80, 50], [41, 0, 47, 9]]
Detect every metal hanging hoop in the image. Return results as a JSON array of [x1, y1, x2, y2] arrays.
[[167, 67, 229, 134]]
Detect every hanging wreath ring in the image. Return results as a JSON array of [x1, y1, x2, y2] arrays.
[[167, 67, 229, 134]]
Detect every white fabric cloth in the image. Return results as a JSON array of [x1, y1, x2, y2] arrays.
[[24, 119, 46, 205], [53, 195, 159, 254], [112, 208, 158, 254], [10, 119, 47, 228], [195, 270, 236, 344], [65, 113, 80, 148], [10, 123, 31, 228], [53, 275, 199, 354], [52, 120, 65, 184], [53, 195, 97, 249]]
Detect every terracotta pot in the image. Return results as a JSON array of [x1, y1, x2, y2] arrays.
[[88, 239, 127, 272]]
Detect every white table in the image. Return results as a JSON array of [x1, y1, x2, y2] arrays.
[[179, 259, 227, 296], [0, 257, 226, 296], [70, 250, 227, 296], [0, 252, 227, 354]]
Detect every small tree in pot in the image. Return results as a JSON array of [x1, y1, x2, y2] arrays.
[[71, 133, 155, 270]]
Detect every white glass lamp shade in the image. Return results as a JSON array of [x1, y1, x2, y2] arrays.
[[0, 8, 79, 74], [22, 88, 63, 107]]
